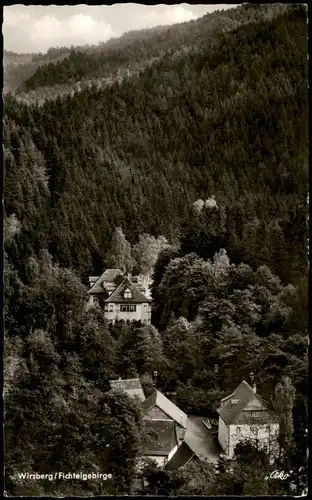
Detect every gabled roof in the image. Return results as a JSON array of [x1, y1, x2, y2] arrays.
[[105, 276, 151, 303], [166, 441, 195, 469], [142, 390, 188, 429], [141, 420, 177, 456], [88, 269, 123, 294], [109, 378, 145, 402], [217, 380, 269, 426]]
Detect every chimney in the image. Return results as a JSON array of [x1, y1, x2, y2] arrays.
[[250, 372, 256, 393], [118, 377, 122, 380], [153, 370, 158, 389]]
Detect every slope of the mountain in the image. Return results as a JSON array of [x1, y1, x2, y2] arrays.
[[4, 47, 71, 93], [4, 4, 308, 285], [17, 3, 289, 97]]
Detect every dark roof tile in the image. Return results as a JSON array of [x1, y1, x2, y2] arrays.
[[141, 420, 177, 456], [105, 277, 151, 303], [142, 390, 188, 429], [217, 380, 270, 426], [166, 441, 195, 469], [88, 269, 123, 294]]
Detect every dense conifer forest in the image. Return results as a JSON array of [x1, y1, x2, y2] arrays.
[[4, 3, 308, 496]]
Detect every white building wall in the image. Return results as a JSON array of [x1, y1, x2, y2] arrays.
[[167, 444, 179, 462], [218, 417, 229, 454], [145, 455, 166, 467], [138, 446, 178, 470], [105, 303, 151, 324], [244, 397, 266, 410], [88, 295, 95, 306], [138, 274, 153, 299], [104, 283, 118, 295], [228, 423, 279, 460]]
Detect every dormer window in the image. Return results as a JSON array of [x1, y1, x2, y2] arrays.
[[230, 398, 240, 409], [124, 288, 132, 299]]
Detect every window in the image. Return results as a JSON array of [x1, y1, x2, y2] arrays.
[[120, 304, 136, 312], [109, 304, 114, 311], [124, 288, 132, 299], [143, 319, 147, 324], [144, 304, 147, 309], [237, 427, 241, 435]]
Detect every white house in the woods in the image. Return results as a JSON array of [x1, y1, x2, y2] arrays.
[[88, 269, 152, 325], [217, 380, 279, 460]]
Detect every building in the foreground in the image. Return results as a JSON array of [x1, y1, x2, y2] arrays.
[[141, 419, 180, 467], [88, 269, 152, 325], [109, 377, 146, 402], [141, 390, 188, 466], [217, 380, 279, 460]]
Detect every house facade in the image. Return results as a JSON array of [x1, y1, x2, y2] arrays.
[[141, 390, 188, 467], [141, 420, 180, 467], [217, 380, 279, 460], [88, 269, 152, 325]]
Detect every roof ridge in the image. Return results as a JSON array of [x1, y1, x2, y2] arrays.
[[88, 270, 106, 294], [104, 277, 127, 302], [143, 389, 157, 410], [88, 268, 123, 294], [155, 390, 188, 428], [110, 377, 140, 382], [221, 391, 235, 402], [126, 276, 145, 292], [105, 276, 151, 303], [219, 379, 274, 425], [231, 393, 254, 424], [240, 380, 254, 390]]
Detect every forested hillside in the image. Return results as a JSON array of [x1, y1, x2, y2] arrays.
[[4, 47, 72, 93], [4, 3, 308, 496], [5, 4, 308, 283], [12, 3, 288, 101]]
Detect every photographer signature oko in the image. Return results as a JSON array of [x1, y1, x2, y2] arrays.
[[264, 470, 293, 480]]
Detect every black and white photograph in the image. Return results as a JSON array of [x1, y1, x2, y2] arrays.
[[3, 2, 308, 496]]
